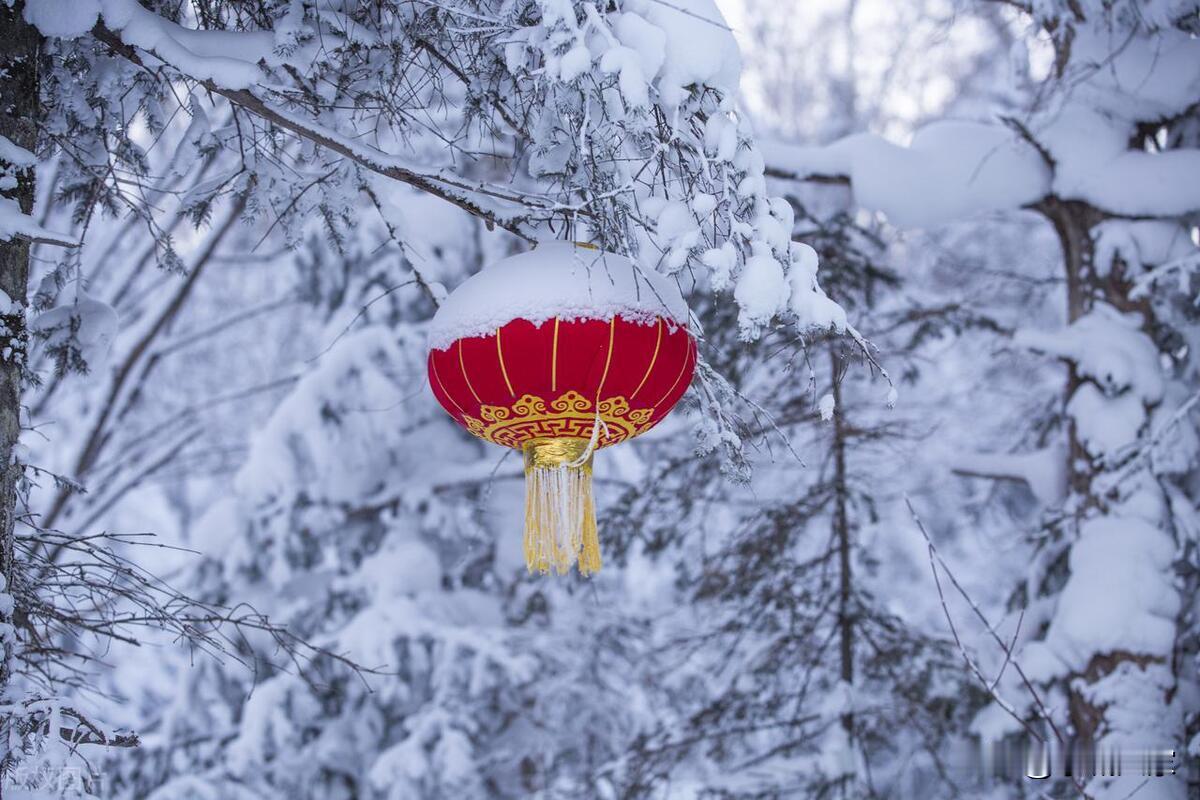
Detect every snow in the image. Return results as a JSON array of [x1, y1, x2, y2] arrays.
[[704, 114, 738, 161], [1068, 22, 1200, 122], [168, 93, 214, 178], [611, 12, 666, 85], [644, 198, 703, 272], [0, 136, 37, 169], [0, 138, 77, 247], [971, 696, 1028, 742], [691, 193, 717, 217], [600, 45, 652, 108], [352, 537, 442, 598], [764, 121, 1052, 228], [236, 327, 415, 507], [787, 241, 846, 333], [226, 674, 318, 776], [1067, 384, 1146, 457], [0, 198, 77, 248], [22, 0, 101, 38], [701, 242, 736, 292], [1038, 105, 1200, 217], [1041, 515, 1179, 672], [595, 9, 667, 109], [386, 190, 479, 285], [6, 791, 63, 800], [818, 393, 835, 421], [637, 0, 742, 110], [733, 241, 787, 339], [1030, 25, 1200, 216], [951, 446, 1065, 505], [427, 242, 689, 350], [144, 777, 259, 800], [96, 0, 277, 90], [558, 42, 592, 82], [1015, 303, 1165, 404], [1093, 220, 1195, 277], [760, 16, 1200, 222], [532, 0, 739, 114], [1077, 661, 1187, 798], [335, 589, 526, 690], [30, 292, 118, 371]]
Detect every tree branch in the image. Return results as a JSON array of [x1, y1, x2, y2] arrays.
[[764, 165, 850, 185], [90, 22, 539, 242]]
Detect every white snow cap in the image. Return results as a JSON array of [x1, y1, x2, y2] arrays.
[[427, 241, 689, 351]]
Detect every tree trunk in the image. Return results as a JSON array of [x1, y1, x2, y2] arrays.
[[1041, 197, 1181, 787], [1038, 197, 1100, 501], [0, 1, 41, 787], [830, 348, 853, 736]]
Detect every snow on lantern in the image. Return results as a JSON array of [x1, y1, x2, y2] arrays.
[[427, 242, 696, 576]]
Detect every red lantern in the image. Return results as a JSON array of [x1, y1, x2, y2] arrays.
[[427, 243, 696, 576]]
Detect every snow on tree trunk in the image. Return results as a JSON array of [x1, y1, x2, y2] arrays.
[[1026, 199, 1186, 800]]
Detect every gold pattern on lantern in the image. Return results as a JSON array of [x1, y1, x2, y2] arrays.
[[462, 389, 655, 449]]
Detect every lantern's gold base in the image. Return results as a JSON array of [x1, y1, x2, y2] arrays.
[[522, 438, 601, 576]]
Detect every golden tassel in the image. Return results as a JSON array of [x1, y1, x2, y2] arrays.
[[522, 438, 602, 576]]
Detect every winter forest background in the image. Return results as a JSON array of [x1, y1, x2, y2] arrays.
[[0, 0, 1197, 798]]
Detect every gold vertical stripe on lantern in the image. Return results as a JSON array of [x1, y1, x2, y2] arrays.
[[522, 438, 601, 576]]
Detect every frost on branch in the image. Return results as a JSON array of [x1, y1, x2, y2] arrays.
[[500, 0, 838, 338], [24, 0, 839, 342]]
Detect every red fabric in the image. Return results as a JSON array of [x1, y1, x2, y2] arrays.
[[429, 316, 695, 449]]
